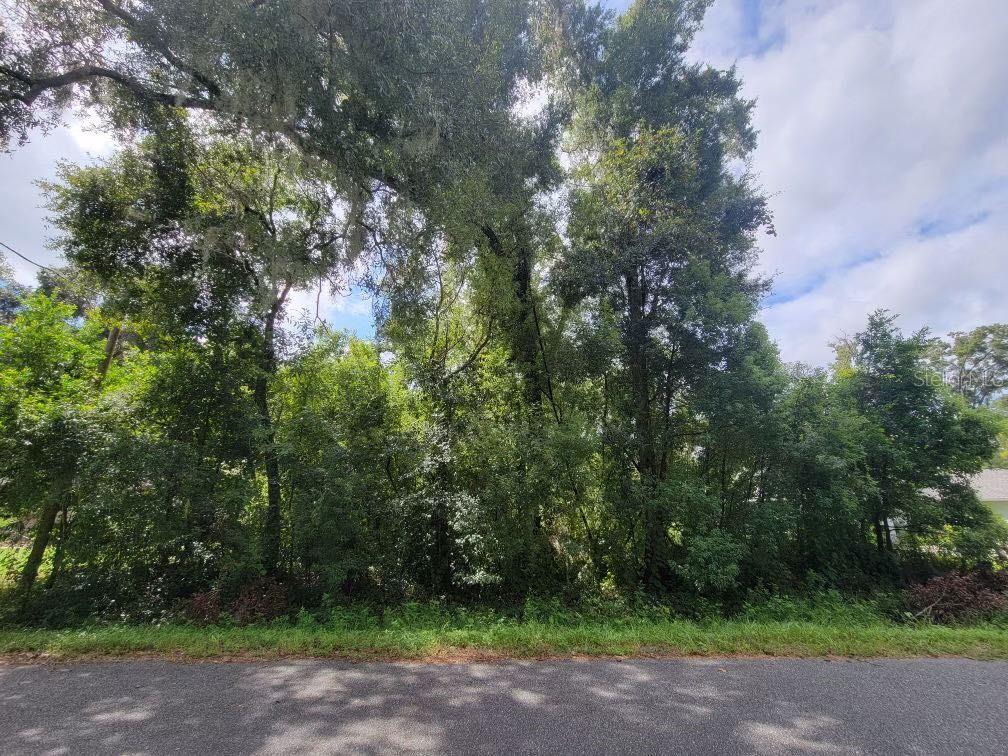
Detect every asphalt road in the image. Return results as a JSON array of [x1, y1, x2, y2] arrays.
[[1, 657, 1006, 754]]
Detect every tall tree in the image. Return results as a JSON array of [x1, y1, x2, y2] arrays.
[[46, 120, 349, 574], [558, 0, 772, 591], [1, 0, 536, 194], [0, 292, 120, 595], [0, 0, 601, 418]]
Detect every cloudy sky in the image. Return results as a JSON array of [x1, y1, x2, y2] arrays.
[[688, 0, 1008, 363], [2, 0, 1006, 364]]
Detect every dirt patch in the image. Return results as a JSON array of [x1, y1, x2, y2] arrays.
[[0, 645, 967, 666]]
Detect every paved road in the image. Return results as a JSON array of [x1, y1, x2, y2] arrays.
[[1, 657, 1006, 754]]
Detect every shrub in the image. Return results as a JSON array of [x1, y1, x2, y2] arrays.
[[326, 603, 379, 631], [184, 590, 221, 626], [676, 529, 747, 596], [230, 577, 289, 625], [905, 570, 1008, 624]]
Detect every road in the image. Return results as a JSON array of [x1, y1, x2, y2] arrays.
[[1, 657, 1006, 754]]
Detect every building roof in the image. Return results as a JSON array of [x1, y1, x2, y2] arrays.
[[972, 469, 1008, 502]]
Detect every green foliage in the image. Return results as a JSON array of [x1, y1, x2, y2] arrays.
[[738, 589, 897, 627], [0, 1, 1004, 630], [838, 311, 1001, 556], [6, 598, 1008, 661], [924, 324, 1008, 407], [278, 333, 414, 599], [677, 529, 748, 596]]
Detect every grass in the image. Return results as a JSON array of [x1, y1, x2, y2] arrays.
[[3, 613, 1008, 662], [0, 544, 33, 590]]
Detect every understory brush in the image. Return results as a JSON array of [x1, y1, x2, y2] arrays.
[[904, 570, 1008, 625], [737, 588, 899, 626]]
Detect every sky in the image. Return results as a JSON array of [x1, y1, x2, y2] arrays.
[[686, 0, 1008, 364], [1, 0, 1006, 364]]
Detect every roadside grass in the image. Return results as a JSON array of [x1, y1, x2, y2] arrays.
[[3, 612, 1008, 662]]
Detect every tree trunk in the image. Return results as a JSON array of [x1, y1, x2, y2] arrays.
[[626, 268, 654, 475], [481, 223, 543, 408], [873, 517, 886, 553], [256, 376, 283, 575], [429, 480, 453, 596], [19, 482, 66, 596], [513, 235, 543, 408], [95, 324, 121, 387], [626, 267, 664, 590], [45, 502, 69, 589], [257, 285, 291, 576]]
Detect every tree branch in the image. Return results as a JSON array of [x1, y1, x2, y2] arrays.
[[96, 0, 221, 97], [446, 319, 495, 379], [3, 64, 215, 109]]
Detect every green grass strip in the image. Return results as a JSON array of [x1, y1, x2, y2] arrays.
[[2, 620, 1008, 661]]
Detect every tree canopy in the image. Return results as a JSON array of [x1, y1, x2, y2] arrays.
[[0, 0, 1004, 623]]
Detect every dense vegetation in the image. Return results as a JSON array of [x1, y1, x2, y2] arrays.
[[1, 0, 1006, 632]]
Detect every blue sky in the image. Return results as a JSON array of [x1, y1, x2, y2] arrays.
[[2, 0, 1006, 363]]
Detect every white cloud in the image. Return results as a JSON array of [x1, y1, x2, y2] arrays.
[[66, 113, 117, 157], [1, 111, 118, 283], [690, 0, 1008, 363], [285, 285, 374, 334], [762, 206, 1008, 364]]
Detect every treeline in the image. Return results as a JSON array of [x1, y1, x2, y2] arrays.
[[0, 0, 1005, 623]]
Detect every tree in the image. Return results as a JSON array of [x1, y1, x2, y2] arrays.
[[3, 0, 1005, 622], [0, 0, 600, 430], [925, 324, 1008, 407], [45, 120, 350, 574], [839, 311, 1000, 553], [1, 0, 537, 196], [0, 292, 122, 595], [768, 366, 873, 583], [0, 251, 29, 324], [989, 396, 1008, 469], [558, 0, 772, 591], [275, 332, 415, 599]]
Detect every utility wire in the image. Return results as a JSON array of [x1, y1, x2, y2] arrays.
[[0, 238, 57, 274]]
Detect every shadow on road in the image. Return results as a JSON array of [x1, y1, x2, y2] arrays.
[[1, 657, 1005, 754]]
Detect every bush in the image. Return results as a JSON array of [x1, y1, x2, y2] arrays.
[[230, 577, 289, 625], [326, 603, 379, 631], [676, 529, 747, 597], [184, 590, 221, 626], [905, 570, 1008, 624]]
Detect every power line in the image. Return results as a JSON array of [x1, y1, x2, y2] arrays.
[[0, 239, 57, 274]]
